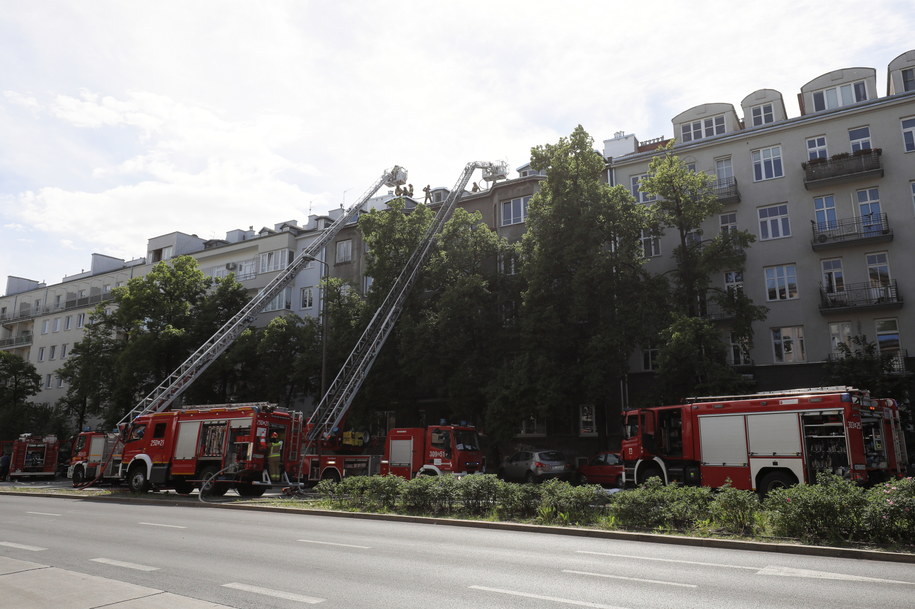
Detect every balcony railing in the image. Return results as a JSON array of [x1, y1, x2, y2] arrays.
[[810, 213, 892, 250], [826, 349, 908, 374], [0, 293, 115, 324], [802, 149, 883, 189], [818, 280, 902, 312], [0, 333, 33, 348], [714, 177, 740, 204]]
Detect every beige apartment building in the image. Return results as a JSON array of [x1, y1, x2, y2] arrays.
[[608, 50, 915, 396]]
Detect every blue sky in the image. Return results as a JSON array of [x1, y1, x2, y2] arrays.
[[2, 0, 913, 290]]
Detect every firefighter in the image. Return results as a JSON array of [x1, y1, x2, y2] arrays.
[[268, 432, 283, 482]]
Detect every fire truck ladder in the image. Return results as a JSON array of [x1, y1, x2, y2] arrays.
[[305, 161, 507, 446], [117, 166, 408, 429]]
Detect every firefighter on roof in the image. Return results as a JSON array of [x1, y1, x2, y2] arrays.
[[268, 432, 283, 482]]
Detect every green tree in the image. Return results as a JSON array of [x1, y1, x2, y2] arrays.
[[0, 352, 42, 440], [823, 335, 912, 401], [513, 125, 656, 442], [56, 309, 118, 431], [254, 314, 322, 408]]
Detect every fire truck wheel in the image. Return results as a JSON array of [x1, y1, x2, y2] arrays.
[[321, 469, 341, 483], [172, 479, 193, 495], [758, 471, 796, 494], [236, 484, 266, 498], [199, 466, 228, 497], [128, 465, 149, 494], [71, 466, 86, 487], [638, 465, 664, 485]]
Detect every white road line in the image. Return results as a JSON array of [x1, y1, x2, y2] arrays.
[[469, 586, 629, 609], [0, 541, 46, 551], [91, 557, 160, 572], [564, 569, 698, 589], [297, 539, 371, 549], [138, 522, 187, 529], [26, 511, 61, 517], [757, 565, 915, 585], [222, 582, 325, 604], [576, 551, 757, 571]]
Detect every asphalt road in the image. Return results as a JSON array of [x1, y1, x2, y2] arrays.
[[0, 493, 913, 609]]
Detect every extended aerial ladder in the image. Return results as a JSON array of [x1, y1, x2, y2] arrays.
[[304, 161, 507, 448], [115, 166, 408, 431]]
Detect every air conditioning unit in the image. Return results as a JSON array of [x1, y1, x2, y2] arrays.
[[225, 262, 237, 270]]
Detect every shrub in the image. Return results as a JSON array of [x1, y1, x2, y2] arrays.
[[537, 479, 608, 525], [457, 474, 503, 516], [710, 482, 761, 535], [764, 473, 866, 542], [608, 478, 712, 532], [314, 478, 340, 503], [862, 477, 915, 545], [399, 474, 459, 514], [495, 482, 542, 520]]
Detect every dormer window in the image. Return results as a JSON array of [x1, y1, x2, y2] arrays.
[[903, 68, 915, 93], [812, 81, 867, 112], [680, 115, 725, 142], [750, 103, 774, 126]]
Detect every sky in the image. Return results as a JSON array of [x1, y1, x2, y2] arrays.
[[2, 0, 914, 291]]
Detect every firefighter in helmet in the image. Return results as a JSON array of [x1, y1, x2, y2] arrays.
[[268, 432, 283, 482]]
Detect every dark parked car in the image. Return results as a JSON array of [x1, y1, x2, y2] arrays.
[[499, 450, 573, 483], [576, 452, 624, 487]]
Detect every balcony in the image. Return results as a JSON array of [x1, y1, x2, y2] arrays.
[[802, 149, 883, 190], [810, 214, 892, 250], [0, 332, 33, 349], [818, 280, 902, 313], [826, 349, 908, 374], [714, 177, 741, 204]]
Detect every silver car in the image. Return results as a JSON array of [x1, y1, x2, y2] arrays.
[[499, 450, 573, 483]]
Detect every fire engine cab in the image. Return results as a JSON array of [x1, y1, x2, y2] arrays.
[[380, 425, 484, 478], [621, 387, 908, 493]]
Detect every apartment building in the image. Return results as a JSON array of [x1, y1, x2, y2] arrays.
[[607, 49, 915, 395]]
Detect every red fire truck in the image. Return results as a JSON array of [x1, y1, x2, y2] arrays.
[[7, 434, 60, 481], [70, 403, 303, 496], [621, 387, 908, 494]]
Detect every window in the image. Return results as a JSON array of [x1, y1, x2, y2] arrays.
[[724, 271, 743, 295], [902, 117, 915, 152], [866, 252, 891, 288], [814, 195, 837, 230], [263, 287, 292, 312], [37, 347, 45, 362], [41, 320, 50, 334], [499, 253, 519, 275], [519, 415, 546, 436], [765, 264, 798, 301], [642, 345, 660, 371], [103, 284, 111, 293], [829, 322, 853, 356], [752, 146, 783, 181], [45, 374, 52, 389], [641, 229, 661, 258], [54, 294, 61, 309], [758, 204, 790, 240], [813, 81, 867, 111], [911, 181, 915, 215], [772, 326, 806, 363], [751, 103, 774, 126], [300, 287, 314, 309], [53, 317, 61, 332], [334, 239, 353, 264], [61, 344, 68, 359], [259, 249, 292, 273], [849, 126, 871, 152], [57, 376, 64, 388], [680, 115, 725, 142], [64, 315, 72, 330], [902, 69, 915, 93], [729, 332, 751, 366], [715, 157, 733, 188], [821, 259, 845, 294], [720, 212, 737, 234], [501, 196, 531, 225], [856, 188, 882, 234], [806, 136, 828, 160], [630, 175, 656, 204], [49, 345, 56, 360], [875, 318, 900, 355], [579, 405, 596, 437], [76, 313, 86, 328], [78, 289, 87, 299]]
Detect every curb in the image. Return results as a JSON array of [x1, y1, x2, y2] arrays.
[[3, 490, 913, 564]]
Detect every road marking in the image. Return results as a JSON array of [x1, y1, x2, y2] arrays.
[[222, 582, 325, 604], [138, 522, 187, 529], [757, 565, 915, 585], [469, 586, 629, 609], [91, 557, 160, 571], [297, 539, 371, 549], [26, 511, 61, 516], [577, 551, 757, 570], [0, 541, 46, 551], [564, 569, 698, 589]]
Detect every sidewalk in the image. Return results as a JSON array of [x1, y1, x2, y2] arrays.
[[0, 556, 234, 609]]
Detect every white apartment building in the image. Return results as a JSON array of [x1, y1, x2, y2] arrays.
[[608, 50, 915, 392]]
